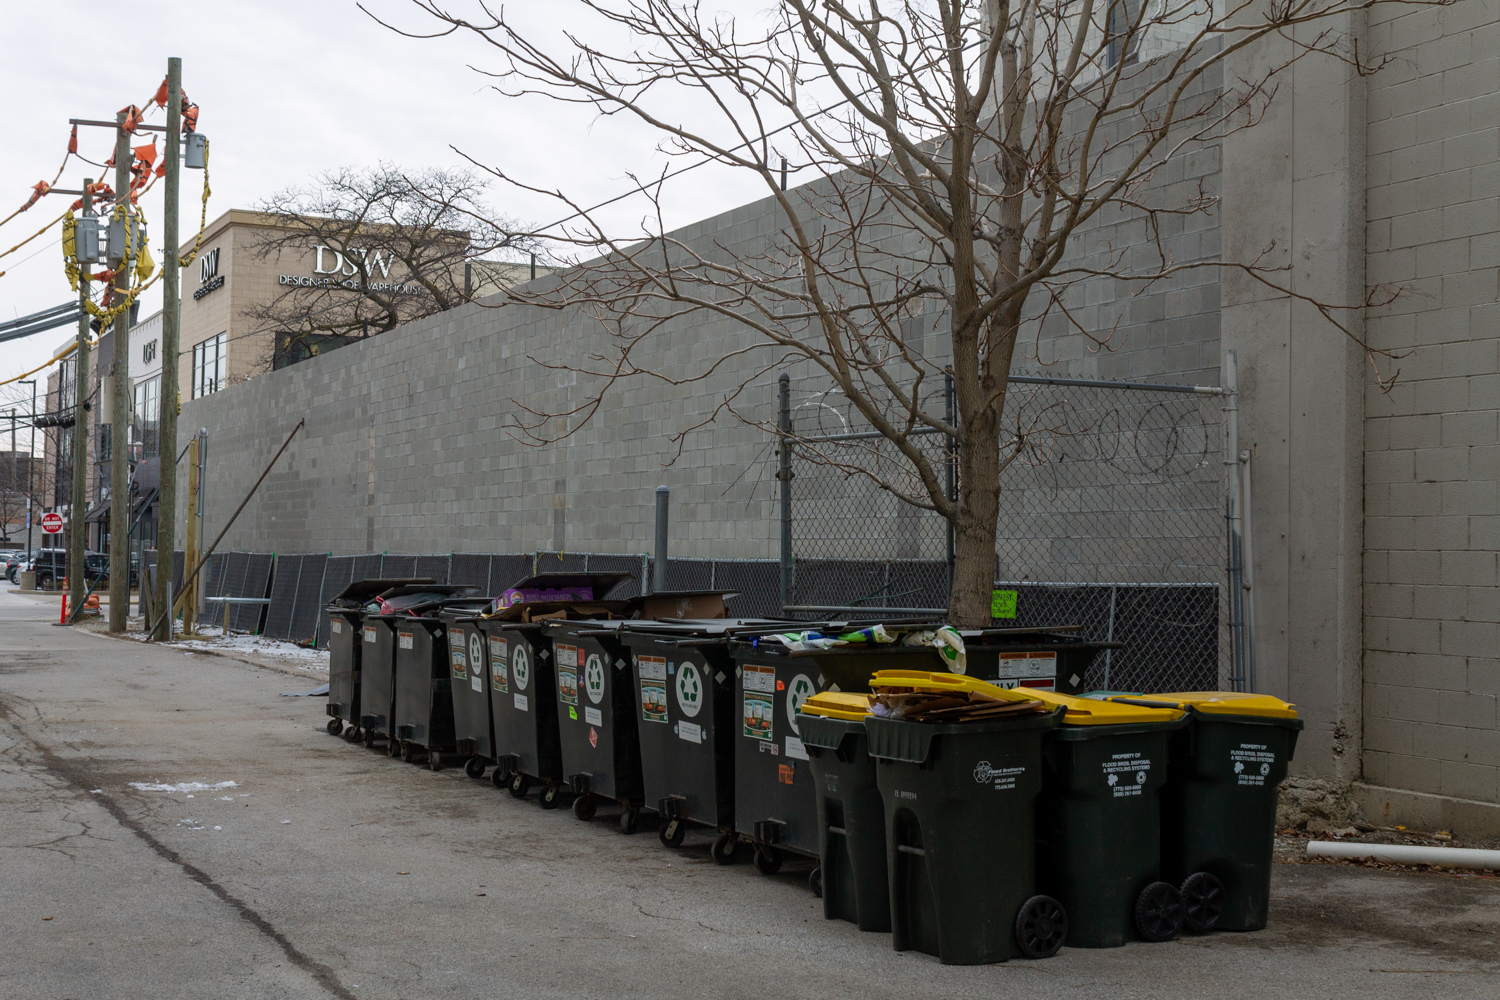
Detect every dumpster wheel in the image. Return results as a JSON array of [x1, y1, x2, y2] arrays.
[[400, 741, 419, 764], [326, 719, 344, 737], [1015, 895, 1067, 959], [344, 727, 363, 744], [1134, 881, 1185, 942], [619, 808, 640, 835], [428, 750, 445, 772], [659, 818, 686, 849], [752, 846, 783, 876], [464, 756, 486, 780], [386, 737, 401, 757], [1180, 872, 1225, 933], [538, 783, 562, 809], [711, 833, 741, 865], [573, 793, 598, 821], [365, 729, 378, 749], [808, 867, 822, 898]]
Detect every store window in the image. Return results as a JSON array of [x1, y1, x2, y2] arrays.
[[134, 375, 160, 459], [192, 333, 227, 399]]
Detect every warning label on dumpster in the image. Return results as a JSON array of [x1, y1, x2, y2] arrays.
[[1232, 744, 1275, 786], [363, 627, 376, 644], [972, 760, 1026, 791], [398, 632, 413, 650], [744, 691, 773, 741], [332, 619, 342, 634], [556, 644, 579, 669], [1103, 753, 1150, 797], [742, 663, 776, 694], [490, 638, 509, 693], [993, 652, 1056, 690], [558, 663, 579, 706], [640, 656, 669, 723]]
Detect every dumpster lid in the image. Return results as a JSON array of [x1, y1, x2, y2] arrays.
[[1105, 691, 1299, 719], [869, 670, 1182, 724], [330, 577, 435, 604], [800, 691, 873, 721], [496, 573, 636, 607]]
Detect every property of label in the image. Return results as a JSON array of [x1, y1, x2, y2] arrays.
[[1103, 752, 1150, 797], [471, 673, 482, 693], [785, 674, 816, 735], [584, 652, 606, 705], [676, 662, 704, 718], [640, 657, 669, 724], [991, 589, 1018, 619], [972, 760, 1026, 791], [513, 693, 529, 712], [1232, 744, 1275, 786], [399, 632, 414, 650], [450, 647, 468, 681], [677, 721, 702, 744], [512, 645, 530, 691], [894, 789, 917, 801], [742, 663, 776, 694], [784, 736, 808, 761], [363, 627, 377, 644], [758, 740, 779, 755], [332, 619, 342, 634], [585, 706, 603, 727], [743, 691, 773, 740], [559, 666, 579, 706], [491, 638, 509, 693], [556, 644, 579, 668], [777, 763, 795, 785]]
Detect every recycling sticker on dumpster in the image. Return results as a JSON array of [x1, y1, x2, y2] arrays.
[[638, 656, 669, 724], [1103, 753, 1150, 797], [511, 644, 529, 691], [972, 760, 1026, 791], [558, 657, 579, 707], [490, 637, 509, 693], [676, 662, 704, 718], [1232, 744, 1275, 786], [450, 644, 468, 681], [584, 653, 606, 705], [468, 633, 484, 692], [742, 664, 775, 740], [785, 673, 816, 735]]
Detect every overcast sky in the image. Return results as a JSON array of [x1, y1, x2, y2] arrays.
[[0, 0, 778, 436]]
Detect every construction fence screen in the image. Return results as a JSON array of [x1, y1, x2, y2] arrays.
[[778, 373, 1237, 694]]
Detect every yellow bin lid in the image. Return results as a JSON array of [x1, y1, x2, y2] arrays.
[[1105, 691, 1298, 720], [800, 691, 874, 721], [869, 671, 1182, 725]]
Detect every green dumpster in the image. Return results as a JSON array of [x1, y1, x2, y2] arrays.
[[1107, 692, 1303, 932]]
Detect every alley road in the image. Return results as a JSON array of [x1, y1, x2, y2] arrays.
[[1, 587, 1497, 1000]]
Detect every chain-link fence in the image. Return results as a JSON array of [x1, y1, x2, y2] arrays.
[[780, 373, 1234, 692]]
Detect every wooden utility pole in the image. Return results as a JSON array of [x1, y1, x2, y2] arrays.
[[108, 111, 132, 632], [154, 57, 183, 640], [181, 433, 199, 635], [68, 178, 94, 616]]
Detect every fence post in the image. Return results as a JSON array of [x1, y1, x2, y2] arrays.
[[777, 373, 793, 612], [653, 486, 669, 594], [1223, 351, 1247, 692], [945, 373, 957, 589]]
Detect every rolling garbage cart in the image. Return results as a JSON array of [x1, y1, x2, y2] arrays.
[[1027, 691, 1190, 947], [382, 588, 485, 767], [357, 584, 473, 749], [325, 578, 433, 741], [798, 692, 890, 930], [444, 611, 498, 780], [1105, 692, 1303, 932], [865, 670, 1066, 965], [474, 573, 637, 807], [619, 620, 791, 860]]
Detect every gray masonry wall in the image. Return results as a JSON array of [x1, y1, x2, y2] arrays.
[[1361, 2, 1500, 809]]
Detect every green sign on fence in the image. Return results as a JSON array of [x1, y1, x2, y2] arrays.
[[990, 589, 1018, 619]]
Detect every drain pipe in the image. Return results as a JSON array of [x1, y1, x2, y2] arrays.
[[1308, 840, 1500, 870], [653, 485, 669, 595]]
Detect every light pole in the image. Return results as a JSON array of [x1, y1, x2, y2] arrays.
[[20, 380, 36, 564]]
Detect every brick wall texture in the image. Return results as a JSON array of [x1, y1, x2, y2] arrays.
[[1363, 2, 1500, 805]]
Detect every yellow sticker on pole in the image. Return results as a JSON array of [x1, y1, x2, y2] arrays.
[[990, 589, 1018, 619]]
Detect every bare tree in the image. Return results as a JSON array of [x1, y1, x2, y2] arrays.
[[246, 164, 540, 371], [0, 450, 41, 546], [379, 0, 1434, 626]]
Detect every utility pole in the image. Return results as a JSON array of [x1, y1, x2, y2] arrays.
[[68, 178, 94, 613], [21, 379, 36, 564], [5, 409, 13, 545], [182, 432, 199, 635], [108, 111, 132, 632], [154, 57, 182, 640]]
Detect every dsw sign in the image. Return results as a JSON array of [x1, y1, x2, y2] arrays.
[[314, 245, 398, 279]]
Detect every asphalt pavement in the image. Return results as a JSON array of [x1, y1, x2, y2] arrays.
[[1, 587, 1497, 999]]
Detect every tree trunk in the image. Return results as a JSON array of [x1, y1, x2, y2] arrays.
[[948, 398, 1004, 629]]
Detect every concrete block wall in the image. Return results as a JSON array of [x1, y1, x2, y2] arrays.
[[1363, 1, 1500, 806]]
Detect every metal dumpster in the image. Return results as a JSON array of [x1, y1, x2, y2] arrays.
[[325, 578, 432, 741], [391, 595, 488, 769]]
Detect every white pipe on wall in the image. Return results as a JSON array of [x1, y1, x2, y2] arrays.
[[1308, 840, 1500, 870]]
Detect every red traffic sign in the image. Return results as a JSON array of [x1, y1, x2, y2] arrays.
[[41, 512, 64, 534]]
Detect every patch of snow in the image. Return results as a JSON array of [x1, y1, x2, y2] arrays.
[[129, 780, 240, 793], [218, 796, 234, 801]]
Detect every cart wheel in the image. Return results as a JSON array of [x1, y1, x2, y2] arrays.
[[572, 793, 597, 821], [511, 772, 533, 799], [1179, 872, 1225, 934], [538, 783, 561, 809], [711, 833, 741, 866], [1015, 895, 1068, 959], [326, 718, 344, 736], [386, 736, 400, 757], [366, 729, 378, 749], [464, 756, 486, 780], [659, 818, 686, 849], [491, 765, 510, 790], [1134, 881, 1185, 942], [428, 750, 445, 772], [619, 807, 640, 835], [752, 846, 783, 876], [808, 866, 823, 898], [400, 741, 418, 764], [344, 727, 362, 744]]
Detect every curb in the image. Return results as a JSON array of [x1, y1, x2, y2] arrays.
[[75, 625, 328, 681]]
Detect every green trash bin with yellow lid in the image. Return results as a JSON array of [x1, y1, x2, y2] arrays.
[[1105, 691, 1303, 932], [1021, 689, 1190, 947], [863, 670, 1067, 964]]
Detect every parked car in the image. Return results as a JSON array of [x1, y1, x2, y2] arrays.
[[24, 550, 106, 590], [2, 550, 24, 584]]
